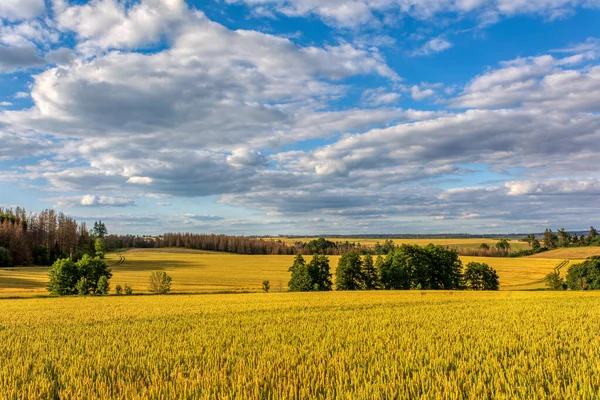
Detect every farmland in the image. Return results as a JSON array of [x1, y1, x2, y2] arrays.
[[1, 291, 600, 399], [0, 247, 586, 297]]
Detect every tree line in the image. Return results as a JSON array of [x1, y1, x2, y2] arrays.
[[289, 244, 499, 291], [0, 207, 110, 267]]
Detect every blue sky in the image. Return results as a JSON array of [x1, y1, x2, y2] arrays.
[[1, 0, 600, 235]]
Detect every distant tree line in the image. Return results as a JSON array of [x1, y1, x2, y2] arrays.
[[540, 227, 600, 249], [0, 207, 109, 267], [289, 244, 499, 291]]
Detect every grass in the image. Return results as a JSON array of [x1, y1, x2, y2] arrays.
[[0, 248, 588, 297], [1, 291, 600, 398]]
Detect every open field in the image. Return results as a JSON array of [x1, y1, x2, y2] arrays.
[[1, 291, 600, 398], [528, 247, 600, 259], [0, 248, 586, 297], [271, 237, 530, 250]]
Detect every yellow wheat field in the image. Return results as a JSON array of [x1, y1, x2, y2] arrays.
[[1, 291, 600, 399], [0, 248, 586, 297]]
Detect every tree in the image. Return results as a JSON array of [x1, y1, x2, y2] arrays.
[[531, 238, 541, 252], [307, 254, 332, 291], [566, 257, 600, 290], [47, 258, 80, 296], [544, 229, 557, 249], [0, 246, 12, 268], [495, 239, 510, 251], [94, 238, 106, 258], [361, 254, 378, 290], [92, 221, 108, 238], [115, 284, 123, 295], [97, 276, 109, 294], [479, 243, 490, 250], [590, 226, 598, 238], [76, 255, 112, 294], [524, 234, 536, 248], [463, 262, 499, 290], [335, 252, 363, 290], [557, 228, 571, 247], [124, 283, 133, 295], [149, 271, 172, 294], [262, 280, 270, 293], [544, 272, 565, 290], [288, 254, 313, 292]]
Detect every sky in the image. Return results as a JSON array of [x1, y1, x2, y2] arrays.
[[0, 0, 600, 235]]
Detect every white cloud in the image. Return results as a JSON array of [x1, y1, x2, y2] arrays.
[[411, 85, 435, 100], [413, 37, 453, 56], [127, 176, 153, 184], [0, 0, 45, 21], [51, 194, 136, 207]]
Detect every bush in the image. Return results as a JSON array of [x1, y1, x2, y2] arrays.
[[115, 284, 123, 295], [76, 277, 89, 295], [149, 271, 172, 294], [566, 257, 600, 290], [97, 276, 109, 295], [464, 262, 500, 290], [124, 284, 133, 295], [544, 272, 565, 290], [262, 280, 270, 293], [0, 246, 12, 268]]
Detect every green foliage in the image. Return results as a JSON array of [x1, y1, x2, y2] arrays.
[[124, 284, 133, 295], [76, 277, 89, 296], [463, 262, 500, 290], [92, 221, 108, 238], [335, 252, 363, 291], [377, 245, 463, 290], [288, 254, 332, 292], [97, 276, 110, 295], [149, 271, 172, 294], [544, 272, 565, 290], [47, 259, 80, 296], [544, 229, 558, 249], [94, 238, 106, 259], [589, 226, 597, 238], [304, 238, 337, 254], [374, 240, 395, 255], [0, 246, 12, 268], [566, 257, 600, 290], [47, 255, 112, 296], [479, 243, 490, 250], [115, 284, 123, 295], [262, 280, 270, 293], [495, 239, 510, 251], [361, 254, 378, 290]]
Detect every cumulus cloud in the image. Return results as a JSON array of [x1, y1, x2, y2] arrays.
[[52, 194, 136, 207], [0, 0, 46, 21], [0, 45, 45, 72]]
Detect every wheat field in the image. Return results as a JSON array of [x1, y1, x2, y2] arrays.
[[0, 247, 585, 297], [1, 291, 600, 399]]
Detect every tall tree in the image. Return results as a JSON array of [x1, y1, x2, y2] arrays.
[[307, 254, 333, 291], [93, 221, 108, 238], [335, 252, 363, 291], [544, 229, 557, 249], [361, 254, 378, 290]]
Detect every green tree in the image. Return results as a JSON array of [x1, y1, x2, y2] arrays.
[[76, 277, 89, 295], [495, 239, 511, 251], [566, 257, 600, 290], [94, 238, 106, 259], [463, 262, 500, 290], [361, 254, 378, 290], [544, 229, 557, 249], [149, 271, 172, 294], [92, 221, 108, 238], [589, 226, 598, 238], [557, 228, 571, 248], [76, 255, 112, 294], [544, 272, 565, 290], [0, 246, 12, 268], [479, 243, 490, 250], [531, 238, 541, 252], [262, 280, 270, 293], [307, 254, 332, 291], [288, 254, 313, 292], [97, 276, 110, 294], [124, 283, 133, 295], [115, 284, 123, 295], [335, 252, 363, 290], [47, 258, 80, 296]]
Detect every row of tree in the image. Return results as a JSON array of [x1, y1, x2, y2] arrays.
[[289, 244, 500, 291], [0, 207, 109, 267], [541, 227, 599, 249]]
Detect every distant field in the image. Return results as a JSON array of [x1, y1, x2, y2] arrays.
[[0, 248, 583, 297], [272, 237, 530, 250], [528, 247, 600, 259], [2, 291, 600, 398]]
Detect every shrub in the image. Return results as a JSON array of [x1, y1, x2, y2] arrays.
[[115, 284, 123, 295], [124, 284, 133, 295], [544, 272, 565, 290], [76, 277, 89, 296], [97, 276, 109, 295], [262, 280, 270, 293], [464, 262, 500, 290], [149, 271, 172, 294], [0, 246, 12, 268], [47, 258, 80, 296]]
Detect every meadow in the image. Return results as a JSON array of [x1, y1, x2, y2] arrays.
[[0, 247, 582, 297], [1, 291, 600, 399]]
